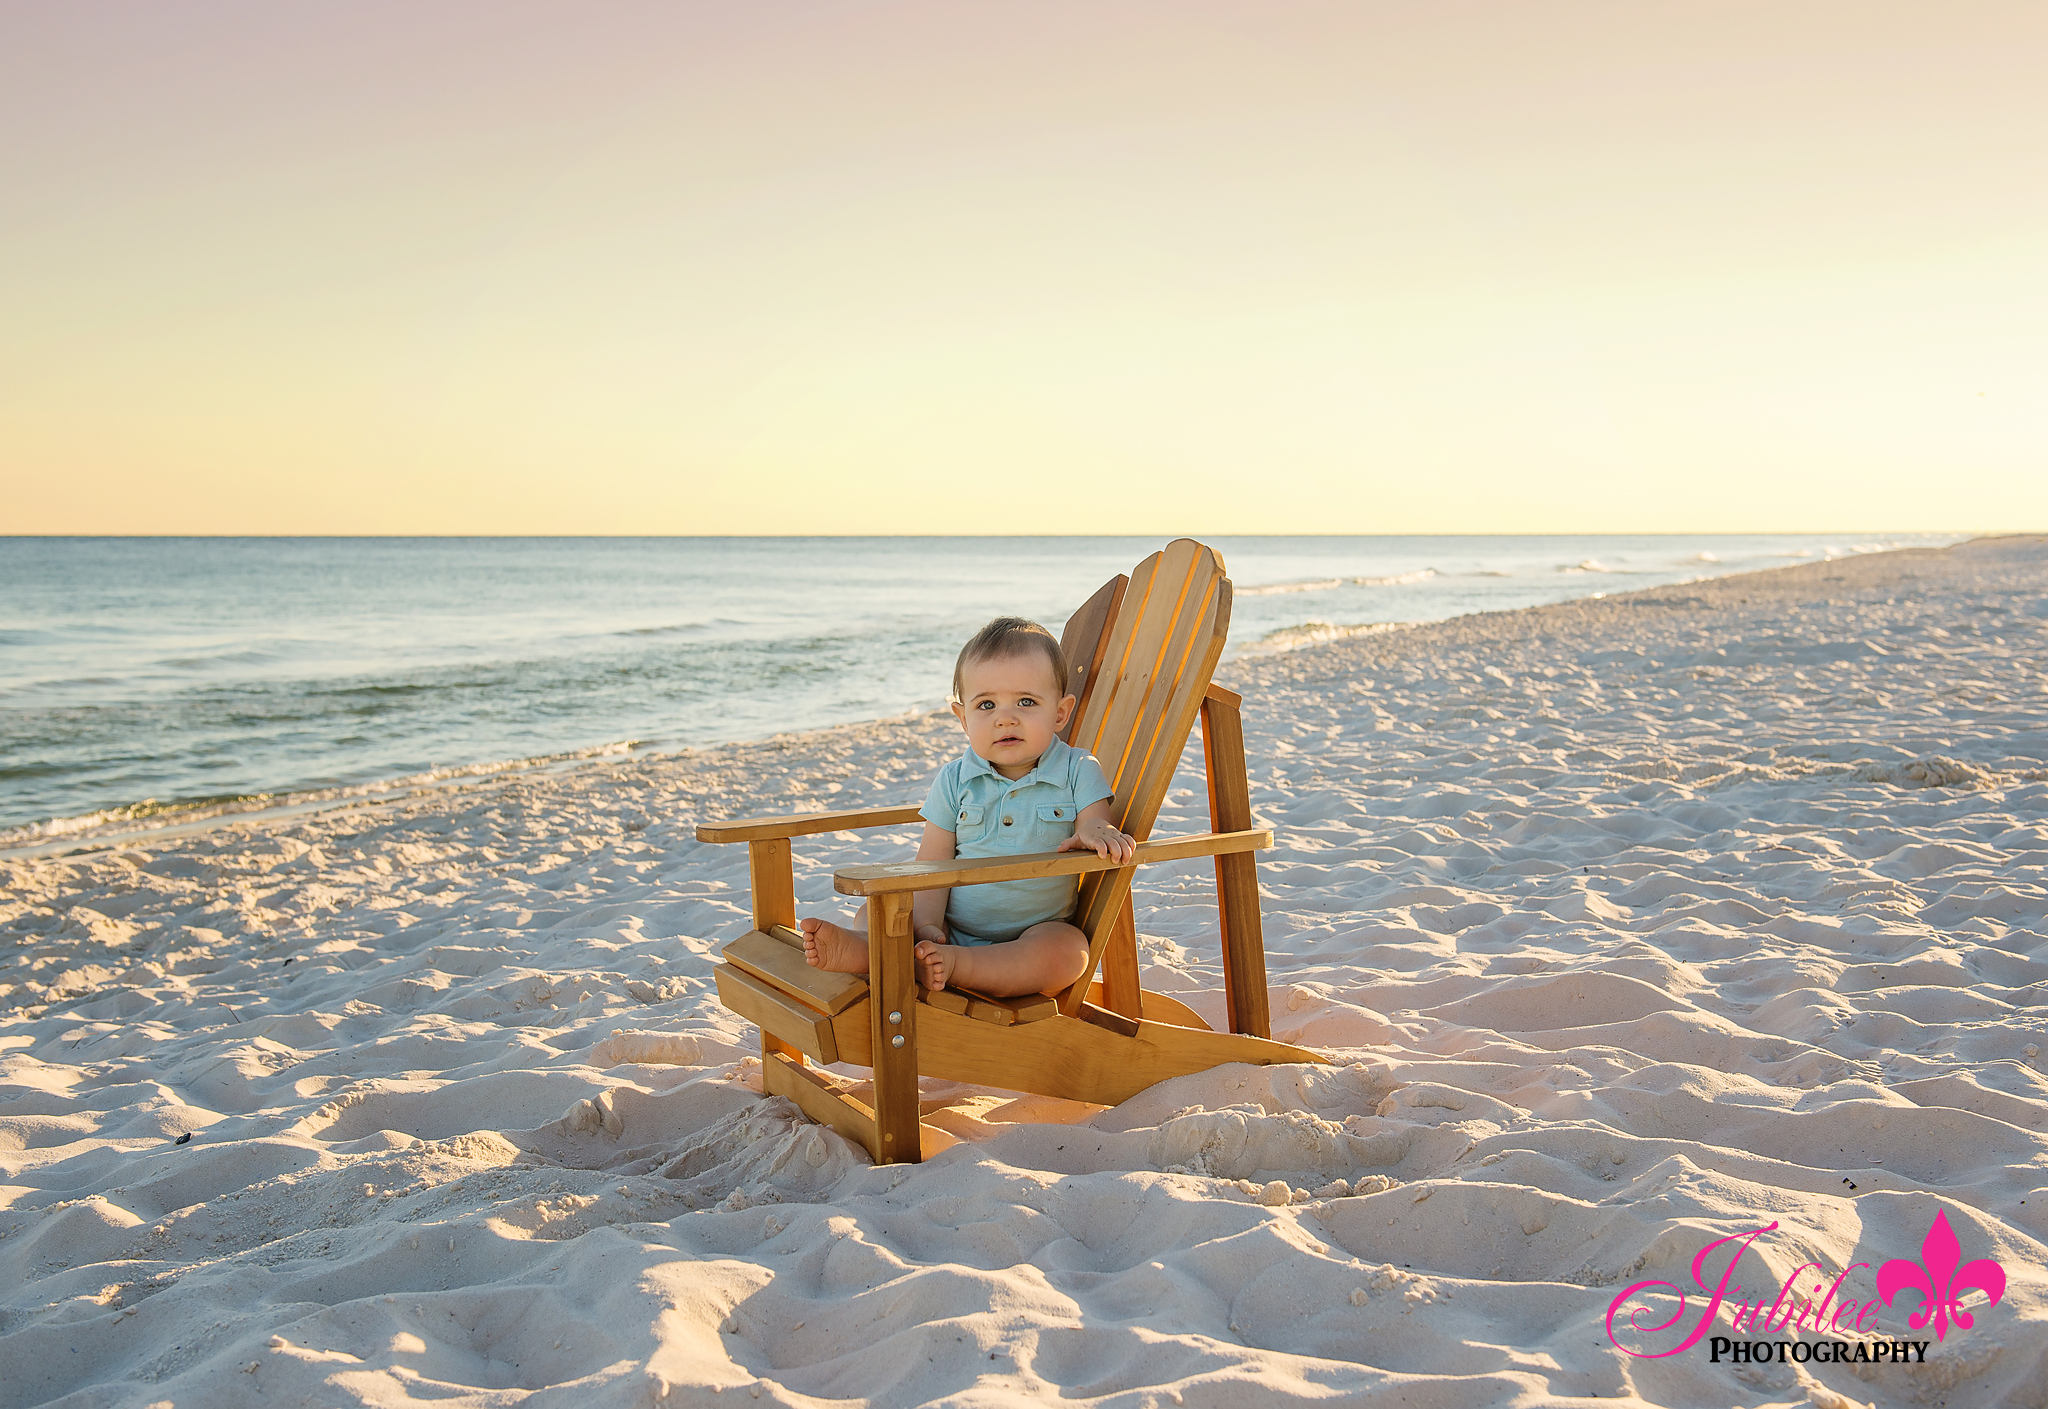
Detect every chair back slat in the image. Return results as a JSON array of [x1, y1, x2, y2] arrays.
[[1071, 541, 1231, 839], [1057, 540, 1232, 1011], [1069, 574, 1229, 928], [1107, 571, 1231, 842], [1058, 573, 1128, 743]]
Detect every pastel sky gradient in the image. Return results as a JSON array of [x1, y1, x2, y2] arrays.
[[2, 1, 2042, 535]]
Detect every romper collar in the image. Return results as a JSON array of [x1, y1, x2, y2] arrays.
[[958, 735, 1073, 789]]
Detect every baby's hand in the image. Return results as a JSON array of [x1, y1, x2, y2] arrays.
[[1058, 819, 1134, 864]]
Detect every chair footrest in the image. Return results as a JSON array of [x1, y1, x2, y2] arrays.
[[714, 964, 841, 1064], [722, 929, 868, 1015]]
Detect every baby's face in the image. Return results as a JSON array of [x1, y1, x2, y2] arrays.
[[952, 652, 1074, 779]]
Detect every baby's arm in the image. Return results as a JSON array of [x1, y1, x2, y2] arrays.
[[1057, 799, 1135, 864], [912, 822, 956, 943]]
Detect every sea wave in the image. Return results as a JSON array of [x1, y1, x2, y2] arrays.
[[0, 739, 645, 852], [0, 674, 127, 698], [1557, 559, 1636, 575], [1240, 620, 1415, 654], [1239, 568, 1437, 595], [152, 647, 294, 671], [613, 621, 711, 638], [1239, 577, 1345, 595]]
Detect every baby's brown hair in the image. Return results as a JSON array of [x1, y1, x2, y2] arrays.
[[952, 617, 1070, 704]]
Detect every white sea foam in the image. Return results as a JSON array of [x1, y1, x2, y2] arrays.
[[0, 740, 645, 854], [1244, 620, 1416, 653], [1240, 568, 1439, 595], [1240, 577, 1348, 595]]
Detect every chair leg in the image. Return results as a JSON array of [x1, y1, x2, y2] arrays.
[[1202, 685, 1270, 1039], [763, 1049, 879, 1152], [1098, 900, 1143, 1020], [866, 892, 922, 1163]]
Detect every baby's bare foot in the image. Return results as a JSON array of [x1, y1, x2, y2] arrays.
[[914, 938, 959, 992], [800, 917, 869, 973]]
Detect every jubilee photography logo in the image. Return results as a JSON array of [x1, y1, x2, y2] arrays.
[[1606, 1208, 2008, 1368]]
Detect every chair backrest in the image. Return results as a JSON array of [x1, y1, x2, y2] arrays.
[[1055, 540, 1233, 1002]]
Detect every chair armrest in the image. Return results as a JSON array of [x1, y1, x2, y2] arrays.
[[832, 828, 1272, 897], [695, 804, 924, 844]]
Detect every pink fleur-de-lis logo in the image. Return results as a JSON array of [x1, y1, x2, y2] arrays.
[[1876, 1208, 2006, 1342]]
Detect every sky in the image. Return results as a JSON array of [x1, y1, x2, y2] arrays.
[[1, 1, 2042, 536]]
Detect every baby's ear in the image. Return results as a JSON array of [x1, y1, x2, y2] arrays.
[[1055, 693, 1077, 728]]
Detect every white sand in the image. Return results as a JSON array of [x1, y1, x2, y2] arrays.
[[4, 537, 2046, 1408]]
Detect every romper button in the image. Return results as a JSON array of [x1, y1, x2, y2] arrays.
[[1003, 816, 1013, 825]]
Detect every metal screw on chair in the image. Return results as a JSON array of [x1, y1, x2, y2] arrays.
[[888, 1011, 901, 1024], [891, 1035, 905, 1048]]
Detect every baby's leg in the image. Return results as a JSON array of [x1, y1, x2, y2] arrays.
[[800, 905, 870, 973], [916, 921, 1089, 998]]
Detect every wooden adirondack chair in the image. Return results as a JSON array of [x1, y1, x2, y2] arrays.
[[697, 539, 1322, 1163]]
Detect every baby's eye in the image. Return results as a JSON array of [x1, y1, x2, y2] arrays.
[[974, 699, 994, 710], [1017, 697, 1038, 708]]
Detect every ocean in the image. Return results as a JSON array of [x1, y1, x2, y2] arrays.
[[0, 534, 1961, 847]]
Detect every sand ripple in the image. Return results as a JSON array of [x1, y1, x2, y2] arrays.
[[3, 538, 2046, 1406]]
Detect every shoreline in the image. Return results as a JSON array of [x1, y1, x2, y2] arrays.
[[3, 536, 2001, 860], [3, 534, 2044, 1407]]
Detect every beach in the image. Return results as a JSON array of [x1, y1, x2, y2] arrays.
[[4, 536, 2045, 1406]]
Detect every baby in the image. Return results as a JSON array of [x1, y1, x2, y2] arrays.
[[800, 616, 1134, 997]]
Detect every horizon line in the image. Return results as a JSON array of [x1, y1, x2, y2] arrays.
[[0, 529, 2005, 542]]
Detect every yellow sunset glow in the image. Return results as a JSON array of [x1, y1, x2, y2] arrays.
[[2, 2, 2042, 534]]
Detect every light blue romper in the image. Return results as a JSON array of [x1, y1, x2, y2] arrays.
[[919, 737, 1116, 945]]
